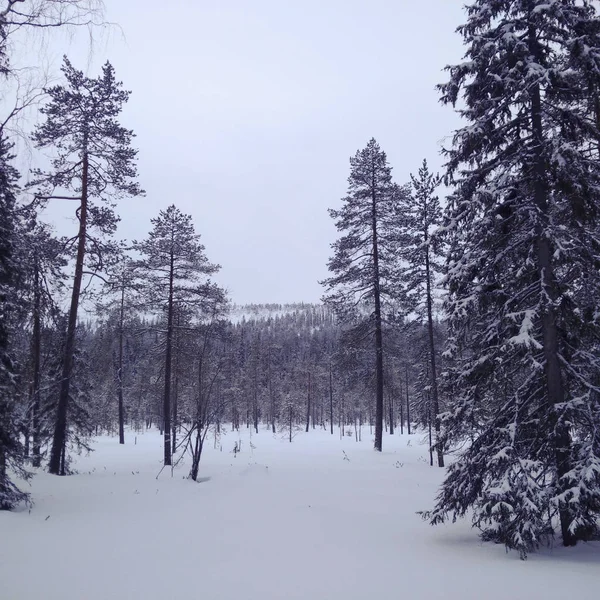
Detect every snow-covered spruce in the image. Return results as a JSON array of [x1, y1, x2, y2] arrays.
[[425, 0, 600, 557], [0, 133, 30, 510]]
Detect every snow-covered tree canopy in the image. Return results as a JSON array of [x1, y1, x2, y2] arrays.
[[427, 0, 600, 557]]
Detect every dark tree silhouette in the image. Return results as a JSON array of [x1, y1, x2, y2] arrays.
[[322, 138, 403, 451], [135, 205, 223, 467], [32, 57, 142, 475], [426, 0, 600, 556]]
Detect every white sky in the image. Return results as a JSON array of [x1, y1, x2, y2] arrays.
[[16, 0, 467, 305]]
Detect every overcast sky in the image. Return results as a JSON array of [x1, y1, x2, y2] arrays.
[[24, 0, 467, 305]]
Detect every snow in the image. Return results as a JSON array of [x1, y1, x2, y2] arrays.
[[1, 428, 599, 600]]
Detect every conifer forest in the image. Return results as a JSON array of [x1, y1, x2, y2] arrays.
[[1, 1, 599, 599]]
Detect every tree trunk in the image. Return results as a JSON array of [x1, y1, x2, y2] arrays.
[[371, 177, 384, 452], [528, 32, 574, 545], [388, 390, 394, 435], [117, 274, 125, 445], [172, 357, 178, 455], [30, 255, 42, 466], [399, 377, 404, 435], [190, 355, 204, 481], [428, 392, 433, 467], [190, 430, 203, 481], [253, 354, 258, 434], [162, 247, 175, 467], [425, 243, 443, 467], [305, 372, 311, 432], [172, 307, 180, 456], [339, 394, 344, 439], [0, 447, 7, 509], [269, 349, 275, 433], [48, 149, 89, 476], [405, 366, 411, 435], [312, 382, 316, 430], [329, 363, 334, 435]]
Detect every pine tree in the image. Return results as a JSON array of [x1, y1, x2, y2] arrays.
[[0, 132, 30, 509], [322, 138, 403, 451], [426, 0, 600, 556], [135, 205, 224, 467], [397, 159, 445, 466], [31, 57, 142, 475]]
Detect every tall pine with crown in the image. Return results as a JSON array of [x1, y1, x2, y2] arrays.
[[322, 139, 402, 452], [32, 57, 143, 475], [135, 205, 224, 467], [426, 0, 600, 557]]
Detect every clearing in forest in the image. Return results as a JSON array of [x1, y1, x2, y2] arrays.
[[1, 428, 599, 600]]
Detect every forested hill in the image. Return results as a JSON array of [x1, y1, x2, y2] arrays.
[[10, 298, 439, 467], [228, 302, 330, 325]]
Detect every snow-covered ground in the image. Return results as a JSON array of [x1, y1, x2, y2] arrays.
[[1, 427, 598, 599]]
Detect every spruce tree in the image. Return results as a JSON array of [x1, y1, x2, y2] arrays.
[[32, 57, 142, 475], [322, 138, 402, 451], [0, 133, 30, 509], [426, 0, 600, 556]]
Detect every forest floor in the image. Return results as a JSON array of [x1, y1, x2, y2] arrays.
[[1, 426, 599, 599]]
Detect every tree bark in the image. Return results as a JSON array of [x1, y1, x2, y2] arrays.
[[371, 171, 384, 452], [427, 391, 433, 466], [253, 351, 258, 434], [268, 349, 275, 433], [329, 363, 334, 435], [30, 254, 42, 466], [405, 366, 411, 435], [117, 272, 125, 445], [48, 148, 88, 475], [172, 307, 180, 455], [305, 372, 311, 432], [425, 241, 443, 467], [190, 349, 204, 481], [162, 244, 175, 467], [399, 376, 404, 435], [0, 447, 6, 508]]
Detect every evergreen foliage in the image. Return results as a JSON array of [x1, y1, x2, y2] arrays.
[[134, 205, 225, 466], [425, 0, 600, 556], [322, 138, 405, 451], [0, 133, 30, 509], [31, 56, 142, 475], [5, 0, 599, 566]]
